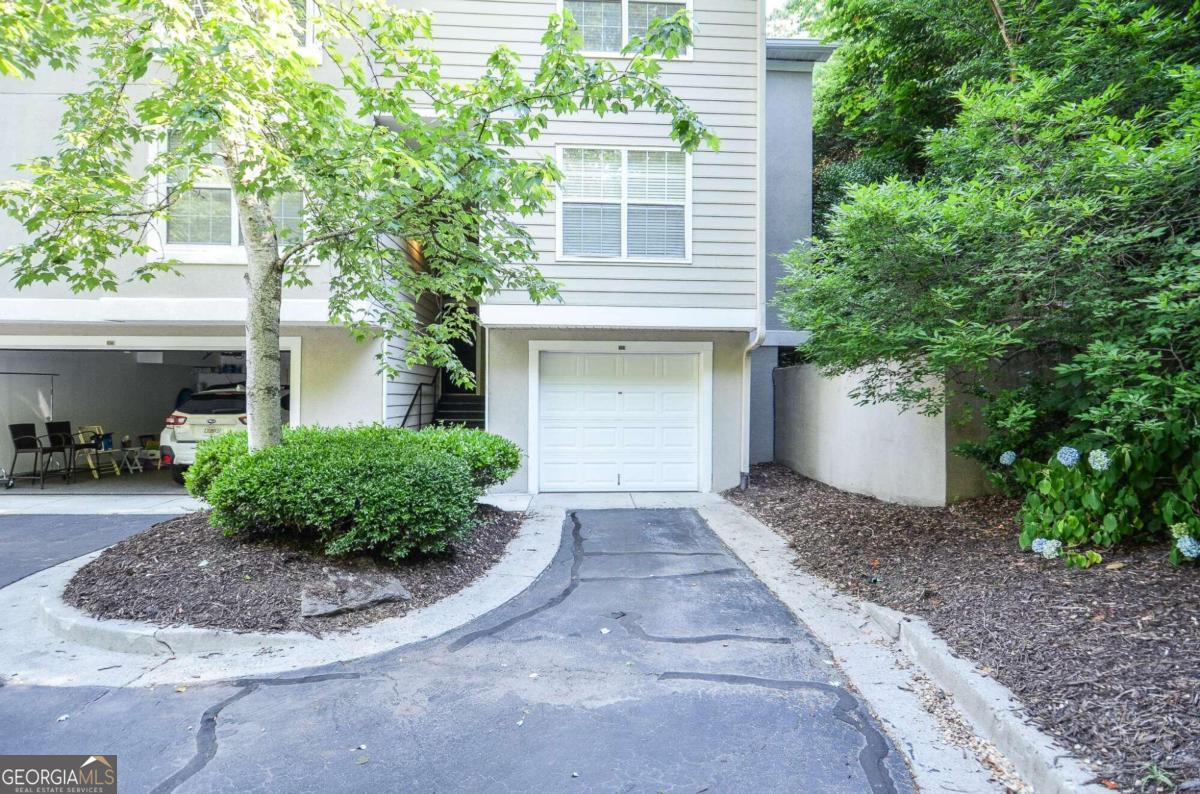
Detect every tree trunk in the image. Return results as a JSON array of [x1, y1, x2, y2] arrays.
[[221, 140, 285, 451], [239, 196, 285, 451]]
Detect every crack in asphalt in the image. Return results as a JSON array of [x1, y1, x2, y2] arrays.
[[579, 568, 740, 582], [448, 512, 586, 652], [150, 672, 361, 794], [658, 672, 899, 794], [582, 550, 728, 558], [611, 611, 791, 645]]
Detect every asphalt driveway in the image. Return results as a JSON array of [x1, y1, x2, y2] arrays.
[[0, 513, 175, 586], [0, 508, 913, 793]]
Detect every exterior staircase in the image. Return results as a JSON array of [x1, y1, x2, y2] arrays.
[[434, 393, 485, 429]]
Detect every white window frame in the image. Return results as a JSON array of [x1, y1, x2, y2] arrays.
[[557, 0, 694, 60], [145, 138, 305, 266], [555, 144, 692, 265]]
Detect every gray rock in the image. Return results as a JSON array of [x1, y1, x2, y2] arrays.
[[300, 574, 412, 619]]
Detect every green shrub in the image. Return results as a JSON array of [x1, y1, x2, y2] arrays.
[[184, 430, 248, 500], [199, 424, 521, 561], [410, 425, 521, 489], [206, 427, 478, 561]]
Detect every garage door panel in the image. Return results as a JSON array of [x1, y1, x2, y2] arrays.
[[660, 426, 698, 449], [540, 426, 579, 449], [538, 350, 704, 492], [583, 355, 621, 380], [540, 389, 579, 414], [582, 427, 619, 447], [541, 461, 621, 490], [620, 391, 658, 413], [581, 392, 620, 412]]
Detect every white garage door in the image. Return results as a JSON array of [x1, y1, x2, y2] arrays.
[[538, 351, 701, 492]]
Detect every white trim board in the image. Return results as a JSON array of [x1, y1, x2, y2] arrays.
[[0, 334, 304, 427], [526, 340, 714, 494], [480, 305, 757, 330]]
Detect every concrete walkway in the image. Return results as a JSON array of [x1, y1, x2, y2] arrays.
[[0, 507, 913, 793]]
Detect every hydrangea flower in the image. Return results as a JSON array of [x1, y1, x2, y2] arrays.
[[999, 450, 1017, 466], [1055, 446, 1080, 467], [1088, 449, 1110, 472], [1040, 539, 1063, 560], [1177, 536, 1200, 560], [1031, 538, 1048, 554]]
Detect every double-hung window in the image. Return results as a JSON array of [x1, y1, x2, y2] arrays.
[[562, 0, 690, 55], [559, 146, 689, 262], [163, 133, 304, 258]]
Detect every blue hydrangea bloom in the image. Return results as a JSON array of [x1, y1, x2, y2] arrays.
[[999, 450, 1017, 466], [1040, 539, 1063, 560], [1031, 538, 1048, 554], [1056, 446, 1080, 467], [1177, 536, 1200, 560], [1088, 449, 1110, 472]]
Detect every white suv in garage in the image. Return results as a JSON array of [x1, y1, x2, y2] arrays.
[[159, 386, 289, 483]]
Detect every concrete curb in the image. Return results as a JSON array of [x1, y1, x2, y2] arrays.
[[4, 504, 564, 686], [862, 603, 1107, 794]]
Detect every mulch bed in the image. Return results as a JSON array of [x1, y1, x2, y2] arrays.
[[725, 464, 1200, 792], [64, 506, 523, 635]]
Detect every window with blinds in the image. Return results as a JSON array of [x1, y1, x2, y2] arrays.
[[164, 132, 305, 249], [560, 147, 689, 261], [562, 0, 689, 54]]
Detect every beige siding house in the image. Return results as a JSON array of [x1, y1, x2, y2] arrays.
[[0, 0, 831, 492]]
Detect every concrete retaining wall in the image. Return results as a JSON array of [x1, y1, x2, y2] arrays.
[[773, 365, 990, 506]]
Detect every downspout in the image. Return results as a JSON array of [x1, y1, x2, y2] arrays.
[[741, 0, 768, 490]]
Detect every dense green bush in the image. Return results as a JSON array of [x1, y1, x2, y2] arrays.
[[195, 425, 521, 561], [408, 425, 521, 489], [183, 430, 248, 500]]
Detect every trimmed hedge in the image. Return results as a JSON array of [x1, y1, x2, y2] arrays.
[[194, 425, 521, 561], [184, 430, 248, 500]]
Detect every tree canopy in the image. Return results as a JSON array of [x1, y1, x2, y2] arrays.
[[776, 0, 1200, 565]]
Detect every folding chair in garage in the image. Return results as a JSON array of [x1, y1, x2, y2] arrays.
[[73, 425, 122, 480]]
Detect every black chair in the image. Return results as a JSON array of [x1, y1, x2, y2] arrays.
[[6, 423, 53, 489], [44, 421, 79, 483]]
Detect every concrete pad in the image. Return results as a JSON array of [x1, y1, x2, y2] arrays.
[[530, 492, 636, 510]]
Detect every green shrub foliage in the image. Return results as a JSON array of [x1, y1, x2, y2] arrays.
[[184, 430, 248, 500], [201, 425, 521, 561], [776, 0, 1200, 565]]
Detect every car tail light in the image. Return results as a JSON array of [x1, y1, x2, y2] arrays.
[[165, 414, 187, 426], [161, 447, 174, 466], [238, 416, 248, 425]]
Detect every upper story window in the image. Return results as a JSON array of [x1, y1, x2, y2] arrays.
[[562, 0, 690, 55], [558, 146, 690, 262], [161, 134, 304, 259]]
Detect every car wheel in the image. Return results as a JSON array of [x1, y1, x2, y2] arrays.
[[171, 465, 188, 485]]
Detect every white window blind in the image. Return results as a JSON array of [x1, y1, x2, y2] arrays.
[[628, 0, 686, 40], [562, 0, 688, 53], [560, 147, 688, 261], [164, 133, 304, 249]]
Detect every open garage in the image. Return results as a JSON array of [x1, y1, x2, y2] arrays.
[[0, 342, 292, 494]]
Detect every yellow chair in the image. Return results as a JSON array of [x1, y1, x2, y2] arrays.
[[74, 425, 121, 479]]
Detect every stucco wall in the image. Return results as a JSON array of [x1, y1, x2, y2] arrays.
[[485, 329, 749, 493], [773, 365, 989, 506]]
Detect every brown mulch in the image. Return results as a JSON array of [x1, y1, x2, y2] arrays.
[[725, 464, 1200, 792], [64, 506, 523, 635]]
